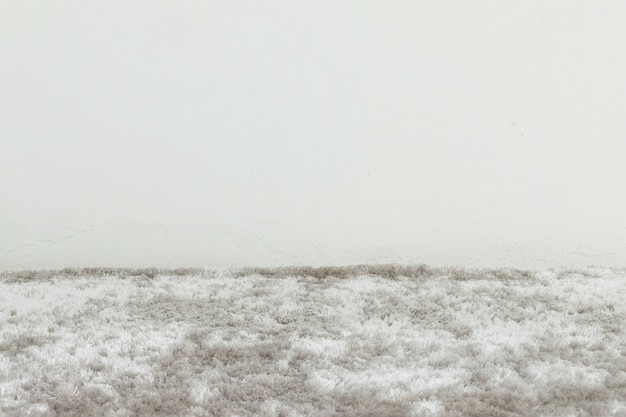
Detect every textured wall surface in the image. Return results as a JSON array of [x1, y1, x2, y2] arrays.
[[2, 1, 626, 269]]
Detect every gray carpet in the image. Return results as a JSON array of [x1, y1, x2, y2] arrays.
[[1, 265, 625, 417]]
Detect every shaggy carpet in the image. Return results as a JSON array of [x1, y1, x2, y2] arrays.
[[0, 265, 625, 417]]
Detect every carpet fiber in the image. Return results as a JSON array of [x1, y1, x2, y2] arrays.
[[1, 265, 625, 417]]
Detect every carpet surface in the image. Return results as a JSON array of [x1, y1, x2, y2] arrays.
[[0, 265, 625, 417]]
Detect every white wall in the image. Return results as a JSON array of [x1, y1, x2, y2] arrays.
[[2, 1, 626, 269]]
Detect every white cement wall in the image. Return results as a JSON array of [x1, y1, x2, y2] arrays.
[[2, 1, 626, 269]]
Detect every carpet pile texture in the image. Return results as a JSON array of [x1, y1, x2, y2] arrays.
[[0, 265, 625, 417]]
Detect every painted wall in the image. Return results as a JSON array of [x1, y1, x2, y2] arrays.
[[2, 1, 626, 269]]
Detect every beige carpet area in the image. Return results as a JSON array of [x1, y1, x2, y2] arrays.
[[0, 265, 625, 417]]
